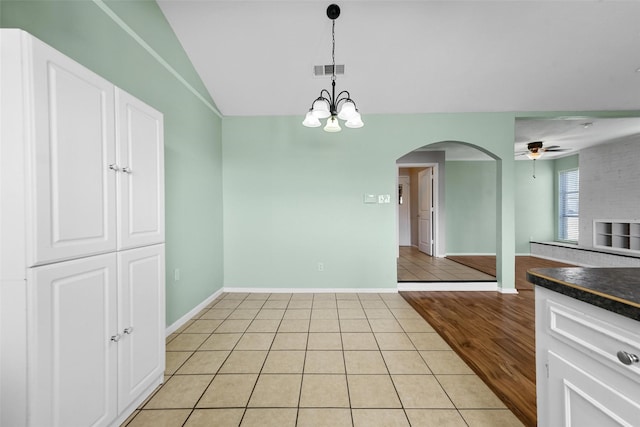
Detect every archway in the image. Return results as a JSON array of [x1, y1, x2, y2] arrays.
[[396, 140, 504, 291]]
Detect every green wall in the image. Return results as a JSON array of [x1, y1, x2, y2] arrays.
[[1, 0, 224, 325], [222, 114, 518, 290], [444, 159, 555, 255]]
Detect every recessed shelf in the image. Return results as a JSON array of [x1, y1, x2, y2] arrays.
[[594, 220, 640, 254]]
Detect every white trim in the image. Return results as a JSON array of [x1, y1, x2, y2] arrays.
[[446, 253, 497, 256], [91, 0, 222, 118], [223, 287, 398, 294], [165, 287, 224, 336], [528, 252, 594, 267], [499, 287, 519, 294], [397, 282, 498, 292]]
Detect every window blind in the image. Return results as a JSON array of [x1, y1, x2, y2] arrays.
[[559, 169, 579, 241]]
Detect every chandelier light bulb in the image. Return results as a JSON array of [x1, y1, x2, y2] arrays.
[[311, 99, 331, 119], [345, 111, 363, 128], [337, 101, 356, 120], [324, 116, 342, 132], [302, 111, 321, 127]]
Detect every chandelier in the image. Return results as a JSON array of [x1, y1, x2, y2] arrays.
[[302, 4, 364, 132]]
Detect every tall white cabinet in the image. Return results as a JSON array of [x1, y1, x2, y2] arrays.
[[1, 30, 165, 427]]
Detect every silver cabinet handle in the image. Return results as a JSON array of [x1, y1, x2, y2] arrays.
[[123, 327, 134, 335], [110, 334, 121, 342], [122, 167, 131, 174], [109, 164, 120, 172], [617, 350, 639, 365]]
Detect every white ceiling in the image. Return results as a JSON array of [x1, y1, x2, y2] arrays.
[[157, 0, 640, 159]]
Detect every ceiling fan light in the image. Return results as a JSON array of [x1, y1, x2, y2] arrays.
[[324, 116, 342, 132], [337, 101, 356, 120], [311, 99, 331, 119], [526, 151, 543, 160], [345, 111, 363, 128], [302, 111, 321, 127]]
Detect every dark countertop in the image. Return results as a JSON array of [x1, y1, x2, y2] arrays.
[[527, 268, 640, 322]]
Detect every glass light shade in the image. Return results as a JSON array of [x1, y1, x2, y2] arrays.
[[302, 111, 321, 127], [526, 151, 543, 160], [311, 99, 331, 119], [345, 111, 364, 128], [337, 101, 356, 120], [324, 116, 342, 132]]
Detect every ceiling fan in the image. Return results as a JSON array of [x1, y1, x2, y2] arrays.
[[518, 141, 569, 160], [518, 141, 569, 179]]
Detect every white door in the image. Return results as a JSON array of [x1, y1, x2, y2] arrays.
[[30, 37, 117, 266], [28, 254, 117, 427], [117, 244, 165, 412], [398, 177, 411, 246], [418, 168, 434, 255], [116, 89, 165, 250]]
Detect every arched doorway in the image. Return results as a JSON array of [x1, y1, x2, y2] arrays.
[[396, 141, 500, 290]]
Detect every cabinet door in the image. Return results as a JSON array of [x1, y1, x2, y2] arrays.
[[117, 245, 165, 411], [116, 89, 164, 250], [548, 351, 640, 426], [30, 37, 117, 266], [28, 254, 118, 427]]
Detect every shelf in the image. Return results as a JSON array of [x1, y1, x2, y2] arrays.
[[594, 220, 640, 254]]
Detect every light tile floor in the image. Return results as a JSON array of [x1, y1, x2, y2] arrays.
[[397, 246, 495, 282], [123, 292, 523, 427]]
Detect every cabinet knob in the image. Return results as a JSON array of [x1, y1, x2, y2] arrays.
[[123, 327, 134, 335], [110, 334, 121, 343], [108, 164, 120, 172], [122, 167, 132, 174], [617, 350, 639, 365]]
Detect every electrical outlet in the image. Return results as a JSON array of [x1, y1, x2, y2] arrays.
[[317, 262, 324, 272], [174, 268, 180, 281]]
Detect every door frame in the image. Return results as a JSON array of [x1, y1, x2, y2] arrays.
[[396, 163, 440, 257], [397, 176, 411, 247]]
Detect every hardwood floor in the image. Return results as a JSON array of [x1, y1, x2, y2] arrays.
[[400, 257, 576, 427]]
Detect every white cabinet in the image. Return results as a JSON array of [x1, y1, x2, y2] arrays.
[[116, 90, 165, 251], [1, 30, 165, 427], [28, 255, 118, 427], [536, 286, 640, 426], [117, 246, 165, 412], [30, 35, 118, 266]]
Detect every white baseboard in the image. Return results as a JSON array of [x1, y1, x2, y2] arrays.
[[445, 253, 497, 256], [499, 287, 519, 294], [165, 287, 224, 336], [397, 282, 498, 292], [223, 287, 399, 294]]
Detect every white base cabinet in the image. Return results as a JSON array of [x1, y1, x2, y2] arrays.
[[1, 30, 165, 427], [536, 287, 640, 426]]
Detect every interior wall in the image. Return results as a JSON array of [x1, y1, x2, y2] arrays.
[[579, 137, 640, 248], [1, 0, 225, 325], [445, 159, 555, 255], [222, 114, 517, 290]]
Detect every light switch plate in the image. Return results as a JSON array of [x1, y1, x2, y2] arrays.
[[363, 194, 377, 204]]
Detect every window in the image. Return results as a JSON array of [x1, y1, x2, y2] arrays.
[[558, 169, 579, 242]]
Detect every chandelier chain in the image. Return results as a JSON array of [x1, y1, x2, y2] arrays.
[[331, 20, 336, 82]]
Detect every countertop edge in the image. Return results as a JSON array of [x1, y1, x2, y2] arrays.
[[527, 269, 640, 322]]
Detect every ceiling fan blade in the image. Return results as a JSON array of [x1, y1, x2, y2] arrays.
[[544, 145, 561, 150], [544, 148, 570, 152]]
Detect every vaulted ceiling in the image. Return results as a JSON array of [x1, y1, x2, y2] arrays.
[[158, 1, 640, 158]]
